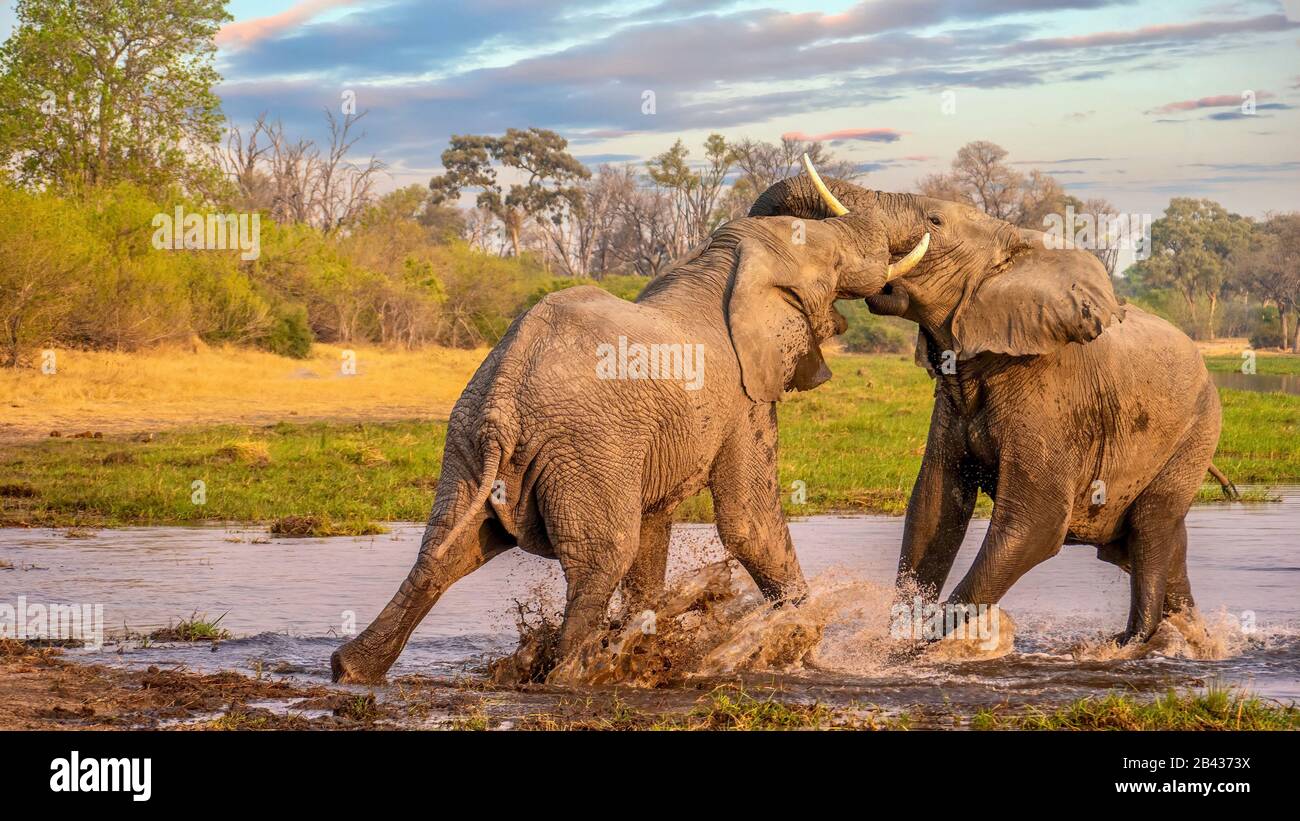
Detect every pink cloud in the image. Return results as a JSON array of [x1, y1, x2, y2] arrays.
[[1150, 91, 1274, 114], [900, 154, 933, 162], [1010, 14, 1298, 52], [781, 128, 903, 143], [217, 0, 356, 49]]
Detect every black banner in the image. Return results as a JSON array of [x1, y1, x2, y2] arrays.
[[5, 729, 1287, 809]]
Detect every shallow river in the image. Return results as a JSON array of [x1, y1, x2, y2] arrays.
[[2, 488, 1297, 711]]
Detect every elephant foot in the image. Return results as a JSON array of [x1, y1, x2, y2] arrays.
[[1110, 629, 1143, 647], [331, 644, 389, 685]]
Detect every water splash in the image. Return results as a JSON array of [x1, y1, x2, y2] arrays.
[[492, 562, 1020, 687], [1068, 607, 1256, 661]]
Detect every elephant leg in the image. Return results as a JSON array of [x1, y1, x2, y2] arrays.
[[542, 478, 643, 664], [1118, 433, 1207, 642], [551, 533, 640, 664], [947, 492, 1069, 618], [709, 404, 806, 602], [620, 510, 672, 613], [1160, 519, 1195, 618], [332, 485, 511, 684], [1097, 529, 1193, 619], [896, 409, 978, 600], [1121, 501, 1194, 644]]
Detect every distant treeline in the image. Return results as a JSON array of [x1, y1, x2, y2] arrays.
[[0, 182, 653, 366], [1, 1, 1295, 367]]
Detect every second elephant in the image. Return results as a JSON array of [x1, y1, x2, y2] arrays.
[[752, 174, 1227, 645]]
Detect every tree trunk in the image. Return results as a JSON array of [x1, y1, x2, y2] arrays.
[[1207, 292, 1218, 340]]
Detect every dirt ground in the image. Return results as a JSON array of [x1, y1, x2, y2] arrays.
[[0, 640, 697, 731]]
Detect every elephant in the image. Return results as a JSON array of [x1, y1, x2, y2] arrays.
[[750, 172, 1228, 646], [331, 194, 930, 684]]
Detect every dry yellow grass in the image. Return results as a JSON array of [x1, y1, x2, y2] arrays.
[[0, 342, 487, 442]]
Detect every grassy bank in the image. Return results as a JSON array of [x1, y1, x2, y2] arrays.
[[459, 685, 1297, 731], [2, 352, 1298, 528], [1204, 352, 1300, 376], [970, 687, 1300, 731]]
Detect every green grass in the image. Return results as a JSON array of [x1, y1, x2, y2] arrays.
[[971, 686, 1300, 731], [0, 420, 446, 528], [1204, 352, 1300, 376], [514, 686, 908, 731], [1, 353, 1297, 528], [677, 686, 840, 730], [148, 612, 231, 642]]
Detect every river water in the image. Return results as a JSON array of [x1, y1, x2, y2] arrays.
[[1211, 371, 1300, 396], [2, 488, 1297, 711]]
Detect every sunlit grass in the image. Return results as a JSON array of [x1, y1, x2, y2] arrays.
[[971, 686, 1300, 731], [0, 342, 487, 440]]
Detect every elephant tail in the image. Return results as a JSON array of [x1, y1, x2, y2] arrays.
[[1207, 463, 1240, 501], [430, 438, 505, 562]]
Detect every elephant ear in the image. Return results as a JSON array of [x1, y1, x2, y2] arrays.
[[727, 239, 832, 403], [951, 231, 1125, 359]]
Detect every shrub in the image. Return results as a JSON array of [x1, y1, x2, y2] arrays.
[[1247, 304, 1284, 349], [261, 304, 314, 358]]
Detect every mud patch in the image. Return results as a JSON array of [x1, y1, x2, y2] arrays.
[[0, 640, 356, 730]]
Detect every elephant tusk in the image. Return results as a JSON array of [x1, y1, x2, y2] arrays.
[[802, 153, 849, 216], [886, 232, 929, 280]]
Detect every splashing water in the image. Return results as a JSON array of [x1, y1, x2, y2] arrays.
[[492, 562, 1023, 687], [1069, 608, 1254, 662]]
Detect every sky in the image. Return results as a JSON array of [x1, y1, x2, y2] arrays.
[[2, 0, 1298, 218]]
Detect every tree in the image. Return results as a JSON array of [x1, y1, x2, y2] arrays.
[[0, 0, 230, 193], [1235, 213, 1300, 351], [1075, 197, 1122, 276], [947, 140, 1022, 221], [0, 187, 92, 365], [219, 110, 384, 233], [646, 134, 737, 253], [917, 140, 1068, 229], [429, 128, 589, 259], [723, 136, 859, 220], [1131, 198, 1254, 339]]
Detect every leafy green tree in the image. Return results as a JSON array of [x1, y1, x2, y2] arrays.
[[1130, 198, 1254, 339], [429, 128, 589, 258], [646, 134, 735, 252], [0, 186, 94, 365], [1235, 213, 1300, 351], [0, 0, 230, 193]]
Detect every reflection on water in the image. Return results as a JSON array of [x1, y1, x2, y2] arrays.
[[1211, 370, 1300, 396], [1, 487, 1297, 709]]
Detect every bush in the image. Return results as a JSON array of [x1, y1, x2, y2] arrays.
[[261, 304, 314, 358], [596, 274, 649, 301], [1248, 305, 1284, 349]]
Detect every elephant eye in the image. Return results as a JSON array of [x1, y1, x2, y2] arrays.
[[928, 214, 943, 227]]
